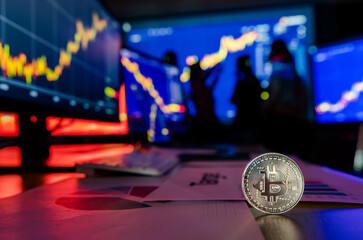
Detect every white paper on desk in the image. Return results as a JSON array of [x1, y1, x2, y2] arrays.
[[246, 154, 363, 204], [300, 163, 363, 204], [144, 166, 246, 201], [0, 177, 264, 240], [145, 160, 363, 204]]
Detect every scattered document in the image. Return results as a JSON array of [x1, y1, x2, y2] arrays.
[[144, 166, 246, 201]]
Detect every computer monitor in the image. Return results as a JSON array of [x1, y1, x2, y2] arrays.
[[312, 37, 363, 124], [0, 0, 122, 164], [121, 5, 315, 123], [312, 37, 363, 173], [120, 48, 186, 143]]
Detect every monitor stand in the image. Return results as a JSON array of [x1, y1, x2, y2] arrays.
[[353, 122, 363, 174], [18, 113, 50, 168]]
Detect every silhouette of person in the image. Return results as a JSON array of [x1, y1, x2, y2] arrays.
[[231, 55, 262, 142], [163, 51, 178, 67], [264, 40, 307, 120], [189, 62, 222, 141], [262, 39, 308, 153]]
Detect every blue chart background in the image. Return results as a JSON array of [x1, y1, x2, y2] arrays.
[[124, 7, 314, 122], [313, 38, 363, 124]]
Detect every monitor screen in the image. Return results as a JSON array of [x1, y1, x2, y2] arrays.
[[121, 48, 186, 143], [0, 0, 121, 122], [122, 6, 315, 123], [313, 38, 363, 124]]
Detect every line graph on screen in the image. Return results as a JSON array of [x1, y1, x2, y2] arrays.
[[316, 78, 363, 115], [0, 13, 107, 84]]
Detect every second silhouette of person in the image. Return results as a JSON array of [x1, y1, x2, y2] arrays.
[[231, 55, 262, 143]]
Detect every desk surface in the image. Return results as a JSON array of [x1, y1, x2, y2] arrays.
[[0, 146, 363, 240], [1, 172, 363, 239]]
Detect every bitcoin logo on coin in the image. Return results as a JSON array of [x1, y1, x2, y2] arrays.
[[242, 153, 304, 214]]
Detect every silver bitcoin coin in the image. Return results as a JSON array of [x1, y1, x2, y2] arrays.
[[242, 153, 304, 214]]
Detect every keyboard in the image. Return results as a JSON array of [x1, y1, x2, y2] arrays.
[[76, 151, 179, 176]]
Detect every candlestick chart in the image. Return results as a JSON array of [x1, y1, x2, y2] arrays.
[[313, 38, 363, 123], [180, 31, 258, 83], [121, 56, 185, 115], [316, 79, 363, 115], [0, 13, 107, 84], [0, 0, 121, 121], [121, 49, 185, 142]]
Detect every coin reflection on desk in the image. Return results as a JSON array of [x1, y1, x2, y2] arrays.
[[256, 214, 304, 240], [242, 153, 304, 214]]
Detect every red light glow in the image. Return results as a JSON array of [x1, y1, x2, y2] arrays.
[[0, 146, 22, 167], [47, 117, 128, 136], [46, 143, 134, 167], [0, 175, 23, 199], [46, 83, 128, 136], [41, 173, 85, 185], [30, 115, 37, 123], [0, 112, 19, 137], [0, 84, 128, 137]]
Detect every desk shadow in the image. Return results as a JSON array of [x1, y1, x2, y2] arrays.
[[256, 214, 304, 240], [56, 197, 150, 210]]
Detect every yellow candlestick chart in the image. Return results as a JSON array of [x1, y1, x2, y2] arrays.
[[316, 79, 363, 114], [0, 12, 107, 85], [121, 56, 185, 141], [180, 31, 258, 83]]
